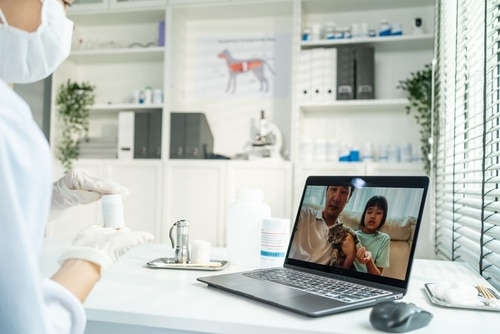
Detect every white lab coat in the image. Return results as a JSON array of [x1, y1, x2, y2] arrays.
[[0, 80, 86, 333]]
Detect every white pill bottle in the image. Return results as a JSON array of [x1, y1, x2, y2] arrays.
[[226, 188, 271, 268]]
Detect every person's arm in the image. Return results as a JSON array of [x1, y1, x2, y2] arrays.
[[356, 236, 390, 276], [50, 259, 100, 303], [361, 252, 383, 276], [0, 0, 42, 31], [341, 233, 357, 269]]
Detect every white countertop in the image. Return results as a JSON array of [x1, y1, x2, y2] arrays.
[[39, 239, 500, 334]]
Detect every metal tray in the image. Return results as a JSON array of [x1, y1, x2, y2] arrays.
[[145, 257, 229, 271], [424, 283, 500, 312]]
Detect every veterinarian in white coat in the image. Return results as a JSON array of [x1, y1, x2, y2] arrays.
[[0, 1, 153, 333]]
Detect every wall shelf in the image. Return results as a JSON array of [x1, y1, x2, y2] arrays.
[[299, 98, 409, 113], [68, 7, 166, 25], [300, 0, 435, 13], [69, 47, 165, 64], [89, 103, 164, 112], [300, 34, 434, 51]]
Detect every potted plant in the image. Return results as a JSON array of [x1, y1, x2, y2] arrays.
[[397, 64, 436, 175], [55, 79, 96, 172]]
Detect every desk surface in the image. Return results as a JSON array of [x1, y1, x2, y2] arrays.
[[39, 239, 499, 334]]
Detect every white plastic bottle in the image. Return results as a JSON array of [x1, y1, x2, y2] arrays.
[[260, 217, 290, 268], [227, 189, 271, 267]]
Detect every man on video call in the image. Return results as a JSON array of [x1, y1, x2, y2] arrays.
[[289, 185, 357, 269]]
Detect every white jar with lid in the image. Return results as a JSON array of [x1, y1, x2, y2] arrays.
[[379, 20, 391, 36], [143, 86, 153, 104], [311, 23, 322, 40], [323, 22, 336, 40], [227, 189, 271, 267], [344, 26, 352, 39], [302, 26, 312, 41], [351, 23, 361, 38], [152, 89, 163, 104]]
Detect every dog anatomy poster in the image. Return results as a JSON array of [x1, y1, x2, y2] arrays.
[[193, 33, 290, 98]]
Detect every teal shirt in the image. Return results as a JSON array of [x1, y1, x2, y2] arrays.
[[353, 230, 390, 272]]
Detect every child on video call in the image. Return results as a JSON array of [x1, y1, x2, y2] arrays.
[[354, 195, 391, 276]]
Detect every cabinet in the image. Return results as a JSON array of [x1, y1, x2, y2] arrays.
[[163, 160, 227, 245], [48, 0, 434, 244], [226, 161, 293, 221], [57, 0, 434, 163], [163, 160, 292, 246]]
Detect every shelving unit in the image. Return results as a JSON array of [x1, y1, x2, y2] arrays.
[[51, 3, 167, 148], [47, 0, 434, 245], [292, 0, 434, 165]]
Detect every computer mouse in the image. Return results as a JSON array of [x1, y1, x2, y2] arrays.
[[369, 301, 433, 333]]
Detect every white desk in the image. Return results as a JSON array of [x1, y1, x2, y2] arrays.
[[39, 239, 499, 334]]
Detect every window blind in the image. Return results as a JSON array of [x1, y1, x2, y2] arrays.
[[434, 0, 500, 290]]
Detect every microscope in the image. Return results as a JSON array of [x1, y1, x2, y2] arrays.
[[247, 110, 283, 160]]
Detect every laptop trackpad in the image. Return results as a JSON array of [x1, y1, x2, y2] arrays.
[[200, 274, 304, 297], [239, 279, 306, 299]]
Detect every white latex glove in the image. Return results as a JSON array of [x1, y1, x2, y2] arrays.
[[50, 169, 129, 221], [59, 224, 154, 270]]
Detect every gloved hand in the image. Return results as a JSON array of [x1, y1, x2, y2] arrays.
[[59, 224, 154, 270], [52, 168, 129, 209], [50, 169, 129, 221]]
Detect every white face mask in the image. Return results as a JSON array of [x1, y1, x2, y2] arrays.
[[0, 0, 74, 83]]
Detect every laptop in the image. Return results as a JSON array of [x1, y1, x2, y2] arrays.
[[197, 175, 429, 317]]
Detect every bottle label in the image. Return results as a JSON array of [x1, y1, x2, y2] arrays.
[[260, 218, 290, 262], [261, 249, 286, 258], [261, 230, 287, 253]]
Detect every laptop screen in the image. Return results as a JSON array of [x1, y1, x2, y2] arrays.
[[286, 176, 429, 288]]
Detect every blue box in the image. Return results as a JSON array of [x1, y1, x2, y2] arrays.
[[158, 21, 165, 47]]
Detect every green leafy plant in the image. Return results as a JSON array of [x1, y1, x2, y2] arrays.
[[397, 64, 434, 175], [56, 79, 95, 172]]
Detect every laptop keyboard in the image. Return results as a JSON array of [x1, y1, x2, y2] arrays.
[[243, 268, 392, 303]]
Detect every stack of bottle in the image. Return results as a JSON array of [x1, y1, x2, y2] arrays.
[[302, 20, 403, 41], [299, 138, 422, 163]]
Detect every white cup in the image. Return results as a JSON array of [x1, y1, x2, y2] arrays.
[[190, 240, 211, 264], [101, 194, 125, 228]]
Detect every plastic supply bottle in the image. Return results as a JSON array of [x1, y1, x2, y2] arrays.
[[101, 194, 125, 228], [311, 23, 322, 40], [323, 22, 336, 40], [227, 189, 271, 267], [152, 89, 163, 104], [260, 217, 290, 268], [379, 20, 391, 36], [144, 86, 153, 104], [302, 26, 311, 41]]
